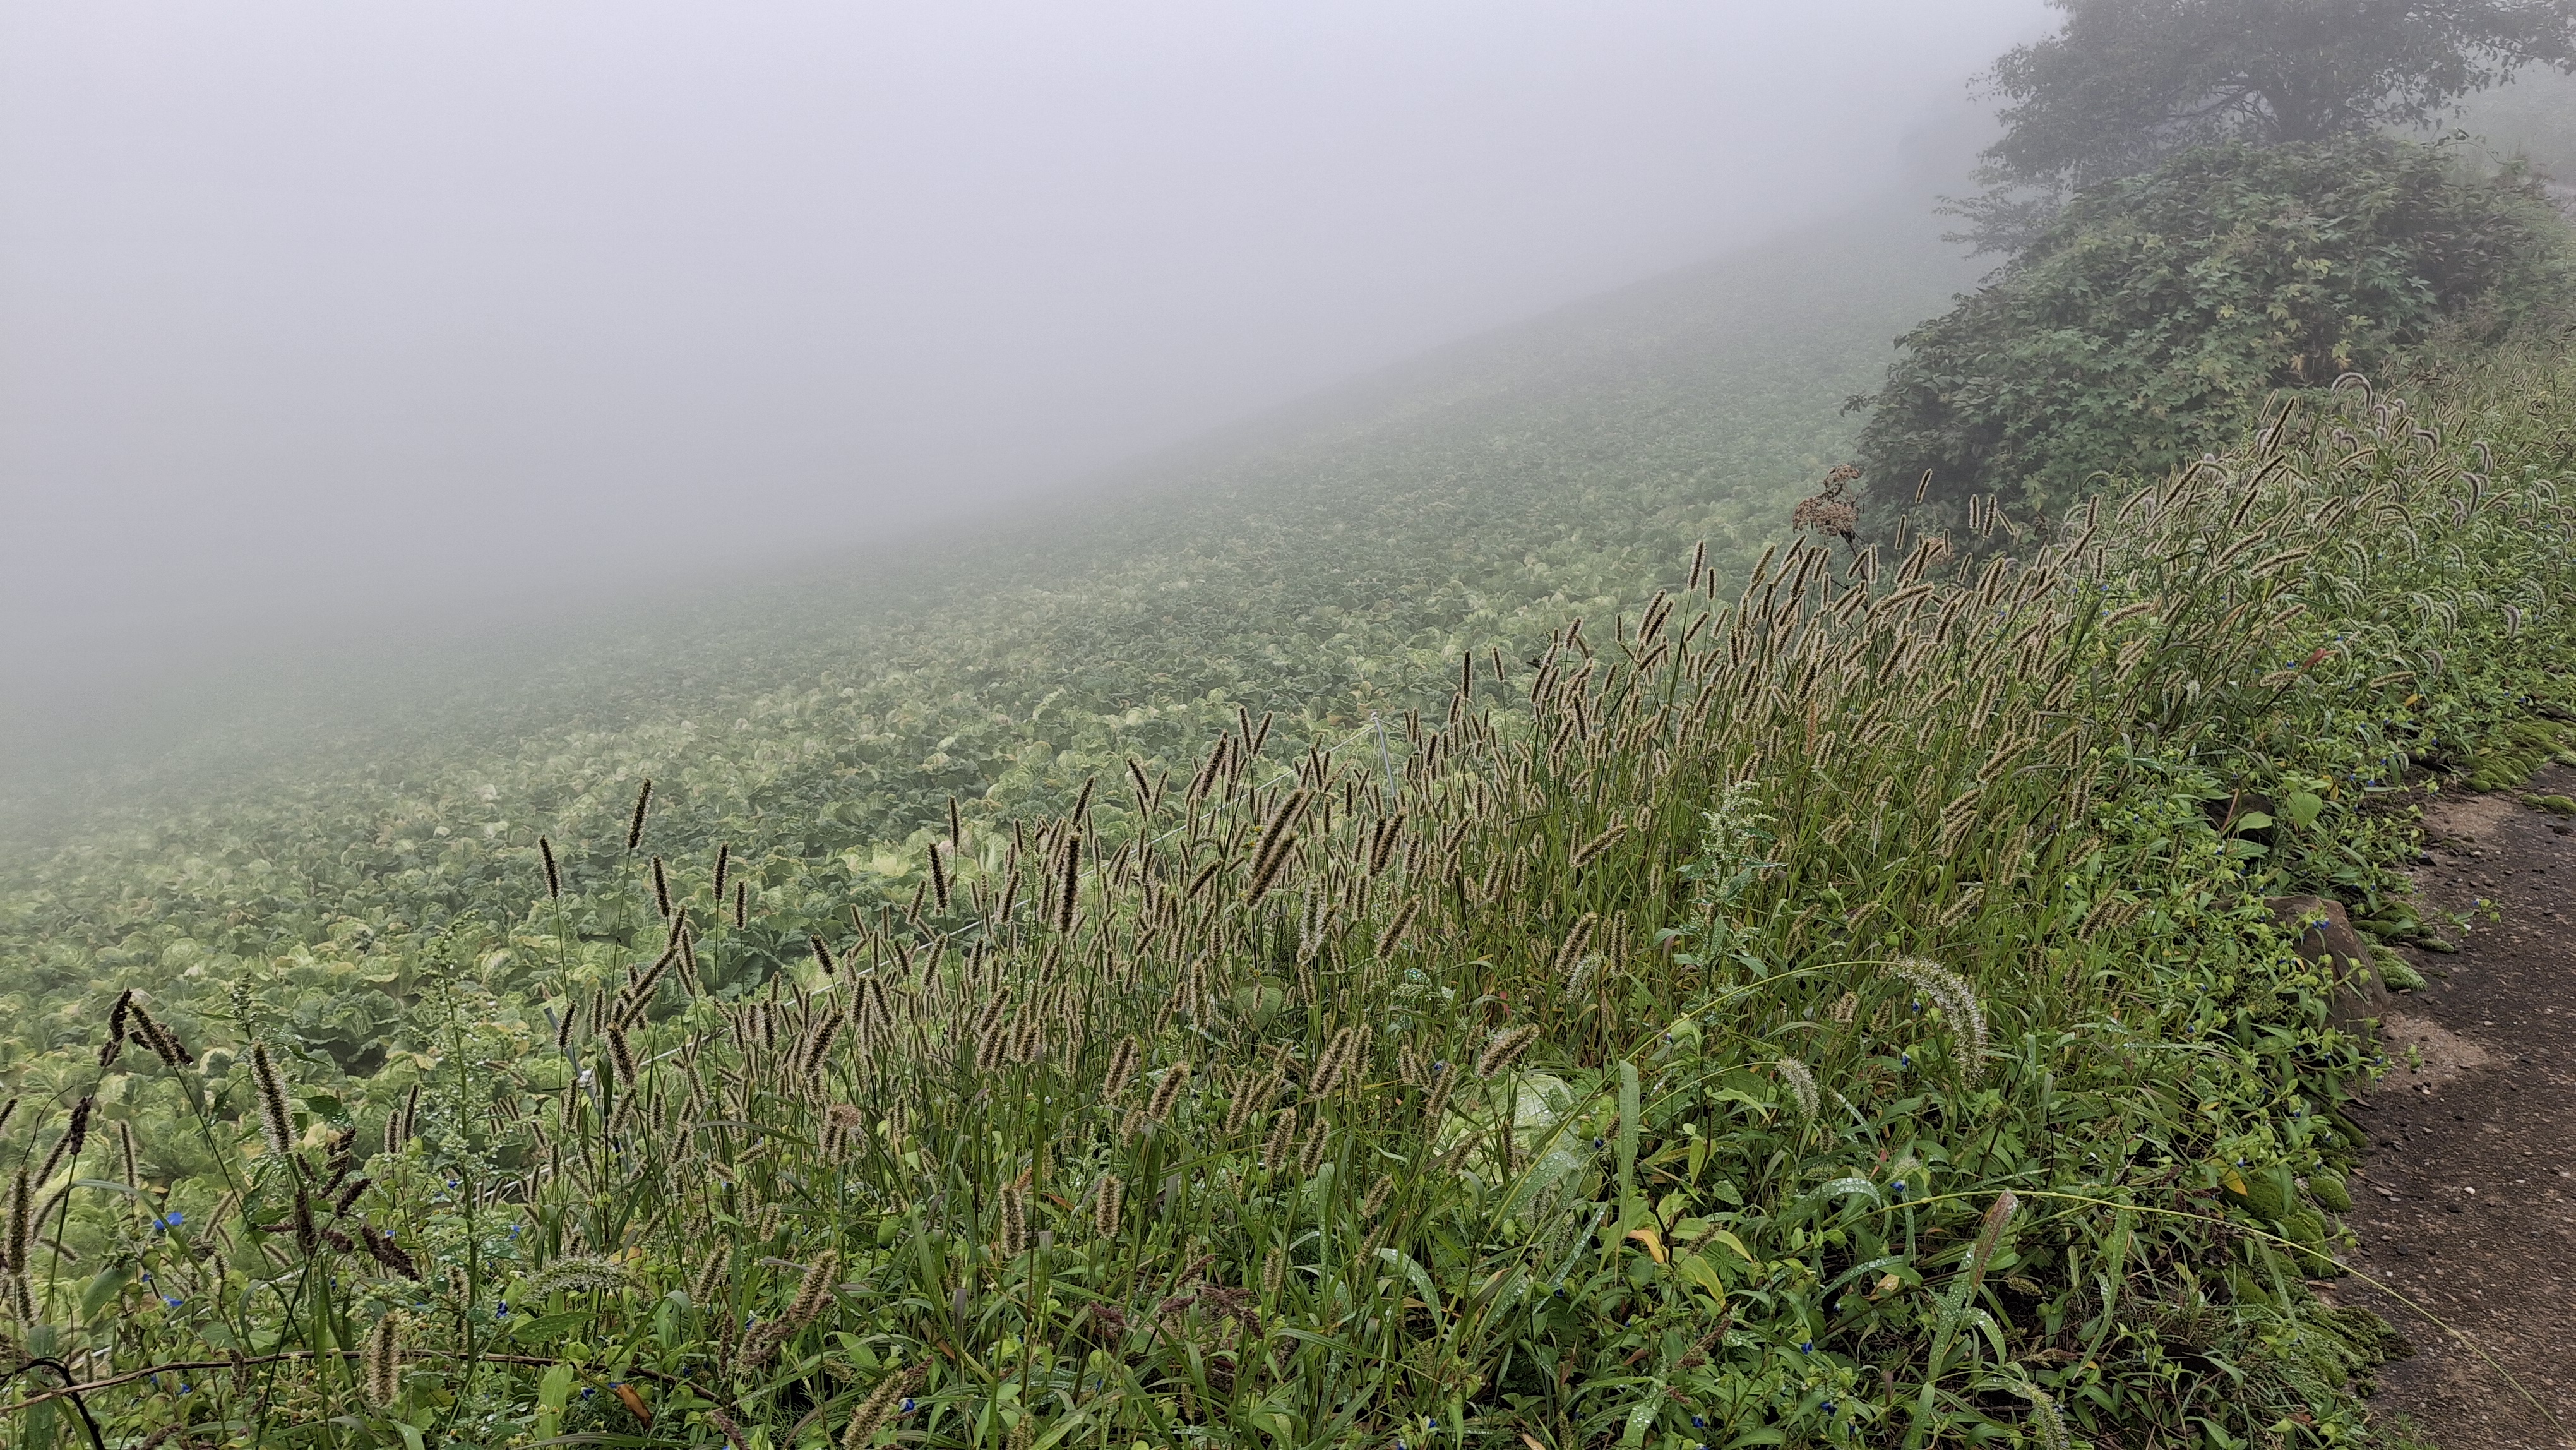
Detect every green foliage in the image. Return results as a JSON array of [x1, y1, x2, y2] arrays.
[[2465, 717, 2575, 788], [8, 349, 2576, 1447], [1983, 0, 2576, 190], [1856, 136, 2573, 529]]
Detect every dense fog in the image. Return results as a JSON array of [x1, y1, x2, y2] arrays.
[[1, 1, 2048, 756]]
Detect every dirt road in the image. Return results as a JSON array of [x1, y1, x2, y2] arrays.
[[2332, 766, 2576, 1449]]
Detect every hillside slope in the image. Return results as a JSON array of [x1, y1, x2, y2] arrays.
[[0, 195, 1981, 1069]]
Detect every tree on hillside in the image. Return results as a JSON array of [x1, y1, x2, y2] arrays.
[[1953, 0, 2576, 249], [1856, 137, 2572, 533]]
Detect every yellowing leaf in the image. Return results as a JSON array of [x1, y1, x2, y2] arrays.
[[1673, 1252, 1727, 1308], [1625, 1226, 1667, 1264], [1695, 1228, 1755, 1266]]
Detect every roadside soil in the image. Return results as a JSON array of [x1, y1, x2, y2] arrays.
[[2327, 762, 2576, 1449]]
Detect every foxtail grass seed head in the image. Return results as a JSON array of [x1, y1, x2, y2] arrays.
[[1222, 1074, 1262, 1137], [1145, 1060, 1191, 1123], [1369, 813, 1407, 877], [996, 1187, 1029, 1259], [1308, 1026, 1356, 1098], [1569, 824, 1626, 872], [1476, 1025, 1539, 1080], [735, 881, 748, 929], [539, 836, 563, 899], [1103, 1036, 1143, 1099], [1776, 1058, 1819, 1124], [100, 988, 132, 1067], [1363, 1173, 1394, 1218], [2009, 1381, 2072, 1450], [784, 1250, 840, 1327], [652, 855, 672, 917], [626, 779, 653, 851], [131, 1005, 191, 1067], [1967, 1190, 2019, 1286], [1245, 831, 1296, 904], [1888, 957, 1989, 1081], [1297, 1122, 1331, 1177], [1094, 1174, 1124, 1237], [1546, 911, 1587, 994], [1938, 885, 1984, 930], [1423, 1063, 1457, 1123], [1562, 952, 1601, 1000], [364, 1311, 403, 1408], [1187, 860, 1222, 900], [1262, 1244, 1287, 1299], [811, 935, 838, 978], [687, 1244, 733, 1309], [801, 1015, 844, 1079], [823, 1102, 866, 1161], [606, 1027, 639, 1088], [3, 1170, 28, 1276], [841, 1365, 924, 1450], [1056, 836, 1081, 933], [47, 1103, 100, 1192], [1374, 896, 1421, 958], [928, 842, 950, 911], [251, 1045, 295, 1159], [974, 1016, 1011, 1075], [712, 841, 729, 901], [1261, 1109, 1298, 1171]]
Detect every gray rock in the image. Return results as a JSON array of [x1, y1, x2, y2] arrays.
[[2267, 894, 2389, 1029]]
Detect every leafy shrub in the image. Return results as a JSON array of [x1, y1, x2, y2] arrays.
[[1852, 136, 2573, 530]]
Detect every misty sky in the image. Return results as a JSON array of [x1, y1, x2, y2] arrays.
[[1, 1, 2049, 735]]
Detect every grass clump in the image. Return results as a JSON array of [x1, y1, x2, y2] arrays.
[[6, 362, 2575, 1447]]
